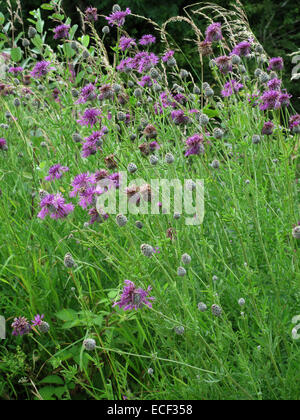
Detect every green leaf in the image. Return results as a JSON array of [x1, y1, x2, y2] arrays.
[[39, 375, 64, 385], [0, 12, 5, 25], [41, 3, 54, 10], [11, 47, 22, 62], [82, 35, 90, 48], [56, 309, 78, 322]]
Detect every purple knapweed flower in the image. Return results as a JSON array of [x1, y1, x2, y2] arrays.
[[70, 173, 96, 198], [267, 78, 282, 90], [113, 280, 155, 311], [262, 121, 275, 135], [278, 92, 292, 107], [259, 90, 281, 111], [231, 41, 252, 57], [205, 22, 223, 42], [138, 75, 152, 88], [85, 7, 98, 22], [81, 129, 106, 158], [116, 57, 134, 72], [132, 51, 159, 73], [32, 314, 44, 326], [139, 34, 156, 45], [215, 55, 232, 74], [119, 36, 136, 51], [162, 50, 174, 62], [76, 83, 96, 104], [45, 164, 69, 181], [105, 7, 131, 27], [31, 61, 54, 78], [11, 317, 31, 336], [289, 114, 300, 132], [221, 79, 243, 97], [88, 207, 109, 224], [8, 66, 23, 74], [38, 193, 74, 219], [53, 24, 70, 40], [171, 109, 190, 125], [185, 134, 205, 156], [77, 108, 102, 127], [0, 138, 7, 150], [268, 57, 284, 71]]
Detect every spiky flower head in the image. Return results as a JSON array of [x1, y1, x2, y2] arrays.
[[113, 280, 155, 310], [268, 57, 284, 71], [11, 317, 31, 336], [53, 24, 70, 40], [165, 153, 175, 164], [205, 22, 223, 42], [261, 121, 275, 135], [127, 163, 138, 174], [149, 155, 159, 165]]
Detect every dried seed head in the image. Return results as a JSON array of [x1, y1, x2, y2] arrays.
[[193, 85, 201, 94], [134, 88, 142, 98], [64, 253, 76, 268], [149, 155, 159, 165], [28, 26, 37, 38], [213, 128, 224, 139], [181, 253, 191, 265], [105, 154, 118, 169], [177, 266, 187, 277], [179, 69, 189, 79], [211, 304, 222, 317], [116, 214, 128, 227], [231, 54, 241, 65], [141, 243, 154, 257], [83, 338, 96, 351], [143, 124, 157, 139], [204, 87, 214, 97], [198, 302, 207, 312]]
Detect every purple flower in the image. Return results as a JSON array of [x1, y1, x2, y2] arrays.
[[268, 57, 284, 71], [138, 75, 153, 87], [215, 55, 232, 74], [70, 173, 96, 198], [31, 61, 54, 78], [88, 208, 109, 224], [32, 314, 44, 326], [11, 317, 31, 336], [139, 34, 156, 45], [132, 51, 159, 73], [185, 134, 205, 156], [105, 7, 131, 27], [289, 114, 300, 131], [259, 90, 281, 111], [116, 57, 134, 72], [0, 138, 7, 150], [162, 50, 174, 62], [85, 7, 98, 22], [81, 129, 106, 158], [149, 141, 160, 151], [221, 79, 244, 97], [205, 22, 223, 42], [53, 24, 70, 40], [76, 83, 96, 104], [8, 67, 23, 74], [171, 109, 190, 125], [38, 193, 74, 219], [119, 36, 136, 51], [278, 92, 292, 107], [77, 108, 102, 127], [45, 164, 69, 181], [262, 121, 275, 135], [267, 78, 282, 90], [113, 280, 155, 311], [231, 41, 251, 57]]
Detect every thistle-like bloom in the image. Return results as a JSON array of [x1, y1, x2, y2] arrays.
[[45, 164, 69, 181], [76, 83, 96, 104], [31, 61, 53, 78], [31, 314, 44, 326], [221, 79, 243, 97], [11, 317, 31, 336], [278, 92, 292, 107], [8, 66, 24, 74], [262, 121, 275, 135], [113, 280, 155, 311], [53, 24, 70, 40], [70, 172, 96, 198], [162, 50, 174, 62], [138, 75, 152, 88], [77, 108, 102, 127], [259, 90, 281, 111], [38, 193, 74, 219], [139, 34, 156, 45], [85, 7, 98, 22], [132, 51, 159, 73], [198, 40, 213, 56], [171, 109, 190, 125], [289, 114, 300, 132], [185, 134, 204, 157], [205, 22, 223, 42], [267, 78, 282, 90], [105, 7, 131, 27], [0, 138, 7, 150], [231, 41, 251, 57], [268, 57, 284, 71], [215, 55, 232, 74], [119, 36, 136, 51], [81, 128, 107, 158]]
